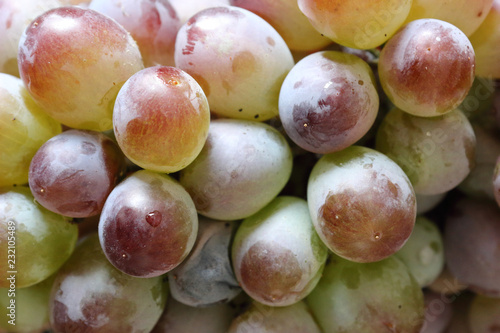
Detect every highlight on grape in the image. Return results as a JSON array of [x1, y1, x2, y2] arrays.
[[1, 0, 500, 332]]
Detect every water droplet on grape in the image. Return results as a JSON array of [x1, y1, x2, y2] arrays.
[[146, 210, 162, 227]]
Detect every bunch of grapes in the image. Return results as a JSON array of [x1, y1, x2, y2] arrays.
[[0, 0, 499, 332]]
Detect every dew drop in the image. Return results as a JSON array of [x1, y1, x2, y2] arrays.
[[146, 210, 162, 227]]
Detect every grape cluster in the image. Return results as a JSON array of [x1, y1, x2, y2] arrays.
[[0, 0, 500, 332]]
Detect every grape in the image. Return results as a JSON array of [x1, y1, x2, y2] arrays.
[[229, 0, 331, 51], [168, 218, 241, 307], [394, 217, 445, 287], [416, 192, 447, 215], [232, 196, 328, 307], [0, 0, 64, 77], [0, 275, 54, 333], [169, 0, 229, 24], [18, 6, 144, 131], [49, 233, 168, 332], [404, 0, 493, 36], [113, 66, 210, 173], [298, 0, 412, 49], [28, 129, 126, 218], [444, 198, 500, 297], [152, 296, 237, 333], [279, 51, 378, 154], [227, 301, 321, 333], [99, 170, 198, 278], [174, 6, 294, 121], [459, 125, 500, 201], [420, 290, 454, 333], [307, 255, 425, 333], [494, 157, 500, 207], [376, 108, 476, 195], [0, 186, 78, 288], [378, 19, 475, 117], [469, 0, 500, 79], [0, 73, 62, 187], [179, 119, 292, 221], [468, 295, 500, 333], [308, 146, 416, 263], [88, 0, 181, 67]]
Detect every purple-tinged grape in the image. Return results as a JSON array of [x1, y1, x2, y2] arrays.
[[229, 0, 330, 51], [113, 66, 210, 173], [0, 186, 78, 288], [232, 196, 328, 307], [18, 6, 144, 131], [28, 129, 126, 218], [494, 156, 500, 207], [404, 0, 493, 36], [0, 0, 64, 77], [99, 170, 198, 278], [89, 0, 181, 67], [152, 296, 237, 333], [228, 301, 321, 333], [376, 108, 476, 195], [416, 192, 447, 215], [445, 198, 500, 297], [420, 290, 454, 333], [308, 146, 416, 263], [298, 0, 412, 49], [0, 275, 55, 332], [169, 0, 229, 24], [49, 234, 168, 332], [307, 255, 425, 333], [394, 217, 444, 287], [0, 73, 62, 187], [168, 218, 241, 307], [428, 265, 468, 296], [468, 0, 500, 79], [459, 125, 500, 201], [179, 119, 292, 221], [468, 295, 500, 333], [174, 6, 294, 121], [279, 51, 379, 154], [378, 19, 475, 117]]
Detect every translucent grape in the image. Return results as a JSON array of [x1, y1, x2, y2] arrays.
[[88, 0, 181, 67], [0, 186, 78, 288], [179, 119, 292, 221], [469, 0, 500, 79], [229, 0, 331, 51], [279, 51, 379, 154], [18, 6, 144, 131], [378, 19, 475, 117], [168, 218, 241, 307], [308, 146, 416, 263], [468, 295, 500, 333], [307, 255, 425, 333], [99, 170, 198, 278], [376, 108, 476, 195], [174, 6, 294, 121], [113, 66, 210, 173], [0, 73, 62, 187], [232, 196, 328, 307], [298, 0, 412, 49], [29, 129, 126, 218], [49, 234, 168, 332], [169, 0, 230, 24], [394, 217, 445, 287]]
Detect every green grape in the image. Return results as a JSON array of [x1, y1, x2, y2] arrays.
[[306, 256, 425, 333], [468, 295, 500, 333], [0, 186, 78, 288], [50, 234, 168, 332], [0, 275, 55, 332], [0, 73, 62, 187], [394, 217, 445, 287]]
